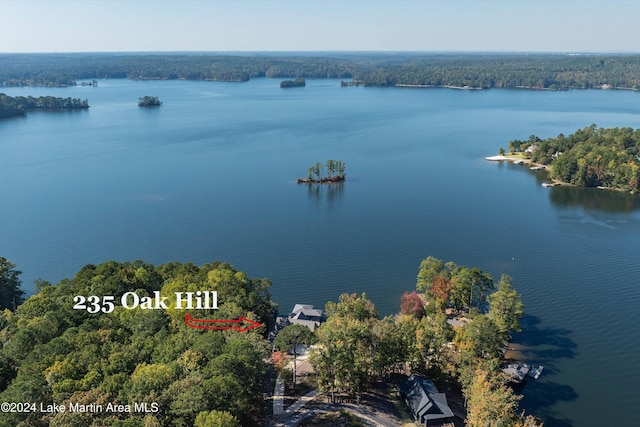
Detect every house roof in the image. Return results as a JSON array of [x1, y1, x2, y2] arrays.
[[291, 304, 323, 318], [400, 374, 454, 424], [288, 304, 325, 331]]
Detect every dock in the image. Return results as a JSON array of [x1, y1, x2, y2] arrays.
[[502, 363, 544, 383]]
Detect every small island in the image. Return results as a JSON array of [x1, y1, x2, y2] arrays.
[[137, 96, 162, 107], [491, 125, 640, 193], [280, 78, 305, 88], [297, 160, 345, 184]]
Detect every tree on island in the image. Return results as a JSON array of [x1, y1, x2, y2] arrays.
[[280, 78, 306, 88], [138, 96, 162, 107], [299, 160, 346, 184], [325, 159, 345, 177], [308, 162, 323, 182]]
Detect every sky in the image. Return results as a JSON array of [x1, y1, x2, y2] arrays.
[[1, 0, 639, 53]]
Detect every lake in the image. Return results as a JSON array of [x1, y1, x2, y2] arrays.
[[1, 79, 640, 426]]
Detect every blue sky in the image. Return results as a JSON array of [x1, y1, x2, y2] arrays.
[[1, 0, 639, 53]]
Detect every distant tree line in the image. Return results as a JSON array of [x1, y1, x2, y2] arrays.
[[507, 125, 640, 192], [350, 54, 640, 89], [4, 53, 640, 90], [0, 93, 89, 119], [0, 53, 357, 86]]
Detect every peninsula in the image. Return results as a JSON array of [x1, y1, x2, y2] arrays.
[[0, 93, 89, 119], [491, 125, 640, 193]]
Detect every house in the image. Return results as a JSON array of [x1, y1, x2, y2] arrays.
[[287, 304, 325, 331], [399, 374, 455, 427]]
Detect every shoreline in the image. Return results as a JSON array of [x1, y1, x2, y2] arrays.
[[485, 154, 549, 170], [486, 154, 639, 192], [297, 175, 345, 184], [395, 83, 483, 90], [485, 155, 567, 187]]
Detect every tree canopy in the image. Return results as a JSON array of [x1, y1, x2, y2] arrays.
[[0, 260, 276, 427], [0, 93, 89, 119], [417, 256, 494, 311], [409, 256, 536, 425], [301, 160, 346, 183], [273, 323, 316, 390], [138, 96, 162, 107], [0, 258, 24, 311], [507, 125, 640, 192], [0, 256, 537, 426], [310, 256, 535, 426]]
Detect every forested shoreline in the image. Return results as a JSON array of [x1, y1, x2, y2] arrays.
[[307, 255, 537, 426], [0, 93, 89, 119], [3, 52, 640, 90], [506, 125, 640, 192], [0, 256, 539, 426]]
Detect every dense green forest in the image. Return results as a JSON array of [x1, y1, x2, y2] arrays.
[[0, 260, 276, 427], [3, 53, 640, 90], [0, 259, 24, 311], [0, 93, 89, 119], [0, 255, 539, 426], [507, 125, 640, 192], [0, 53, 357, 86]]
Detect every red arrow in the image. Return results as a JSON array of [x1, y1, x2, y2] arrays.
[[184, 313, 263, 332]]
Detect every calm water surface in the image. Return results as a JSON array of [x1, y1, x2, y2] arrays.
[[1, 79, 640, 426]]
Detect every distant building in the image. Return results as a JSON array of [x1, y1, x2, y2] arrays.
[[288, 304, 325, 331], [399, 374, 455, 427]]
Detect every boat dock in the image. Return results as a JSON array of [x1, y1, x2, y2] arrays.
[[502, 363, 544, 383]]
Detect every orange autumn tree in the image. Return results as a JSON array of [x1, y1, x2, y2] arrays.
[[430, 276, 452, 304]]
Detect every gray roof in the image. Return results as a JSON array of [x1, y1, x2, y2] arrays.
[[288, 304, 325, 331], [400, 374, 454, 425], [291, 304, 323, 319]]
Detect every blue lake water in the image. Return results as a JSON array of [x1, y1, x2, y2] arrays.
[[1, 79, 640, 426]]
